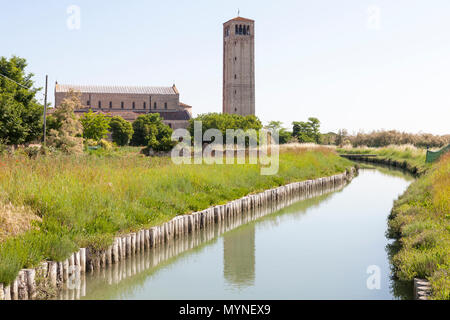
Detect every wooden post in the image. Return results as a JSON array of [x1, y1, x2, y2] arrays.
[[106, 247, 112, 265], [122, 237, 127, 259], [100, 251, 106, 268], [10, 278, 18, 300], [112, 240, 119, 263], [144, 229, 150, 250], [57, 262, 63, 285], [4, 285, 11, 300], [63, 259, 69, 281], [75, 250, 80, 269], [48, 261, 57, 288], [126, 235, 132, 257], [136, 231, 141, 253], [149, 228, 155, 248], [26, 269, 36, 300], [131, 233, 136, 255], [140, 230, 145, 252], [80, 248, 86, 273]]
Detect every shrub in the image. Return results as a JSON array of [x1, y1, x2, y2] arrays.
[[80, 110, 110, 141], [131, 113, 174, 151], [98, 139, 113, 150], [46, 90, 83, 154], [109, 116, 133, 146]]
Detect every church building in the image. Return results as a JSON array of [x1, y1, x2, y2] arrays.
[[54, 83, 192, 130]]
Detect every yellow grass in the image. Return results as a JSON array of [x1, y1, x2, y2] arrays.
[[0, 202, 41, 242]]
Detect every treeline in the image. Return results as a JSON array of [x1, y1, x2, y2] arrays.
[[348, 130, 449, 148], [322, 129, 450, 148], [266, 119, 449, 149]]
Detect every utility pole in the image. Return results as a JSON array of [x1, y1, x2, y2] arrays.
[[43, 75, 48, 146]]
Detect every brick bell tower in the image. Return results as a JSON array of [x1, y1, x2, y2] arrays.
[[222, 16, 255, 116]]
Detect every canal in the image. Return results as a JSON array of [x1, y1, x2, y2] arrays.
[[61, 167, 415, 300]]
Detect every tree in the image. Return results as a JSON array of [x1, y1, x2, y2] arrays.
[[264, 121, 292, 144], [80, 110, 110, 141], [321, 132, 337, 145], [131, 113, 175, 151], [0, 56, 43, 145], [46, 90, 84, 154], [335, 129, 348, 146], [109, 116, 133, 146], [187, 113, 263, 146], [292, 117, 321, 143]]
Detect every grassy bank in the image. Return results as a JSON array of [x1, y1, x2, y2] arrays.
[[336, 145, 431, 175], [0, 146, 352, 285], [387, 153, 449, 300]]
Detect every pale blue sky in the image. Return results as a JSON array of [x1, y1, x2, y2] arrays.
[[1, 0, 449, 134]]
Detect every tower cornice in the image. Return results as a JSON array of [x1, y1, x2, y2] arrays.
[[223, 16, 254, 25]]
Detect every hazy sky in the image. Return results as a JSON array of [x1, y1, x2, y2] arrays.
[[1, 0, 449, 134]]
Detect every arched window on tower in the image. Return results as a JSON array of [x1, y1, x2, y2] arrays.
[[243, 25, 247, 35], [247, 25, 250, 35], [235, 25, 238, 35], [132, 102, 135, 109], [154, 102, 157, 109], [239, 25, 243, 35]]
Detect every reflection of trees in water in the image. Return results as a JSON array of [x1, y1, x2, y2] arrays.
[[223, 225, 255, 288], [359, 165, 416, 182], [385, 240, 414, 300]]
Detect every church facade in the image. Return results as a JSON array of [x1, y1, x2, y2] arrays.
[[54, 83, 192, 130], [223, 16, 255, 116]]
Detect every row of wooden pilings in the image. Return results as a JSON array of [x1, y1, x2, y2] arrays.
[[0, 168, 356, 300]]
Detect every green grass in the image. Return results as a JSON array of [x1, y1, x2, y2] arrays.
[[337, 145, 431, 174], [388, 153, 450, 300], [0, 146, 352, 285]]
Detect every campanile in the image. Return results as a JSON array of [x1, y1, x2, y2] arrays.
[[222, 16, 255, 116]]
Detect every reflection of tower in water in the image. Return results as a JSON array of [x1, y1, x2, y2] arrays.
[[223, 224, 256, 288]]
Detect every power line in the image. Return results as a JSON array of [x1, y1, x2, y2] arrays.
[[0, 72, 30, 89]]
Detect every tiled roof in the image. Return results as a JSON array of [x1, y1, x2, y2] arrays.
[[224, 16, 254, 24], [56, 84, 177, 95]]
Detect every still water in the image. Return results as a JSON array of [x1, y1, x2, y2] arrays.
[[67, 167, 414, 300]]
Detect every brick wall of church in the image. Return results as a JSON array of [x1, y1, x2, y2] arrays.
[[55, 92, 180, 112]]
